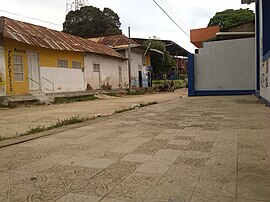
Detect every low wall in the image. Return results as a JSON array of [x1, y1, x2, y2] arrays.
[[40, 67, 85, 93], [193, 38, 255, 94]]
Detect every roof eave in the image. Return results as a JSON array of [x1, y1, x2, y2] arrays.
[[241, 0, 256, 4], [85, 51, 127, 60], [0, 17, 5, 46]]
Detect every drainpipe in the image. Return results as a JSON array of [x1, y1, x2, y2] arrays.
[[128, 27, 132, 92]]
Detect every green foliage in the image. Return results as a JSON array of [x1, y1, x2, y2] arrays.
[[127, 91, 145, 95], [53, 95, 98, 104], [21, 126, 46, 136], [208, 8, 255, 29], [50, 116, 91, 128], [114, 102, 158, 114], [152, 79, 187, 89], [0, 135, 7, 141], [144, 37, 175, 75], [106, 93, 118, 97], [63, 6, 122, 38], [20, 116, 93, 136]]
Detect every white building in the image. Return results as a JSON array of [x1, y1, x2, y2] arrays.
[[89, 34, 151, 88]]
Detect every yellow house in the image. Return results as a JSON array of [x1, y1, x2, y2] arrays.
[[0, 17, 126, 97]]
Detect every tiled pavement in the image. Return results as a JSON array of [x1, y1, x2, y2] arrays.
[[0, 95, 269, 202]]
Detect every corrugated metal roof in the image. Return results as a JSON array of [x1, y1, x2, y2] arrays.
[[89, 34, 142, 49], [0, 17, 126, 59]]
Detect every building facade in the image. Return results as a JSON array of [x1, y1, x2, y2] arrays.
[[3, 38, 85, 95], [0, 17, 126, 96], [254, 0, 270, 104], [84, 53, 127, 90], [89, 35, 152, 88]]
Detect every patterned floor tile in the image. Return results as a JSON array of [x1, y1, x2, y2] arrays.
[[136, 160, 171, 174], [168, 139, 191, 146], [190, 192, 236, 202], [83, 158, 116, 169], [145, 187, 187, 202], [56, 193, 101, 202], [58, 157, 95, 166], [112, 138, 149, 153], [174, 157, 207, 171], [132, 139, 168, 155], [0, 95, 269, 202], [118, 130, 144, 139], [121, 154, 152, 163], [101, 197, 134, 202], [151, 149, 180, 164], [185, 141, 214, 152]]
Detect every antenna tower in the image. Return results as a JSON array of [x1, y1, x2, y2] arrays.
[[66, 0, 89, 14]]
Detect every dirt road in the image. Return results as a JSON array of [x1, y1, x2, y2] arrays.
[[0, 90, 187, 138]]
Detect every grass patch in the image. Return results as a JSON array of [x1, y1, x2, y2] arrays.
[[21, 126, 47, 136], [127, 91, 145, 95], [0, 104, 11, 109], [54, 95, 99, 104], [115, 101, 158, 114], [51, 116, 91, 128], [0, 135, 7, 141], [153, 79, 188, 89], [20, 115, 93, 136], [106, 93, 118, 97]]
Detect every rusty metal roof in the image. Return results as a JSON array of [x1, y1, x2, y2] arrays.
[[0, 17, 126, 59], [89, 34, 141, 49]]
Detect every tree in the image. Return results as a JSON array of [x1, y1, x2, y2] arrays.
[[102, 8, 122, 35], [208, 8, 255, 29], [144, 37, 175, 76], [63, 6, 122, 38]]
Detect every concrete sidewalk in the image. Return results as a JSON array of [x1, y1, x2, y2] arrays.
[[0, 90, 187, 138], [0, 95, 269, 201]]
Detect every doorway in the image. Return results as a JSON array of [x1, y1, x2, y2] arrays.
[[138, 70, 143, 88], [28, 52, 40, 91], [93, 63, 101, 89], [148, 72, 152, 87]]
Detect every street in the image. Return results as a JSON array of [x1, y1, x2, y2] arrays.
[[0, 90, 187, 138], [0, 94, 269, 201]]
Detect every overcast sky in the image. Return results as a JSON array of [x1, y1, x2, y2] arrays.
[[0, 0, 255, 52]]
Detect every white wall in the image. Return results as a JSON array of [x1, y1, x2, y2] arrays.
[[40, 67, 85, 93], [194, 38, 256, 91], [130, 49, 142, 87], [84, 54, 128, 90], [126, 48, 148, 88], [0, 46, 6, 96]]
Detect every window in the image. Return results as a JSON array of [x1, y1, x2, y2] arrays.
[[14, 55, 24, 82], [93, 63, 100, 72], [72, 61, 81, 69], [58, 59, 68, 68], [119, 66, 122, 82]]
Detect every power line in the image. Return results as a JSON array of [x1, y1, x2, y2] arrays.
[[0, 9, 62, 27], [159, 0, 190, 32], [166, 0, 191, 29], [152, 0, 190, 38]]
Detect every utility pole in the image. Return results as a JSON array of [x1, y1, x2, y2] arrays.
[[128, 26, 132, 93]]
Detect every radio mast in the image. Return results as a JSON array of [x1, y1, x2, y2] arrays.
[[66, 0, 89, 14]]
